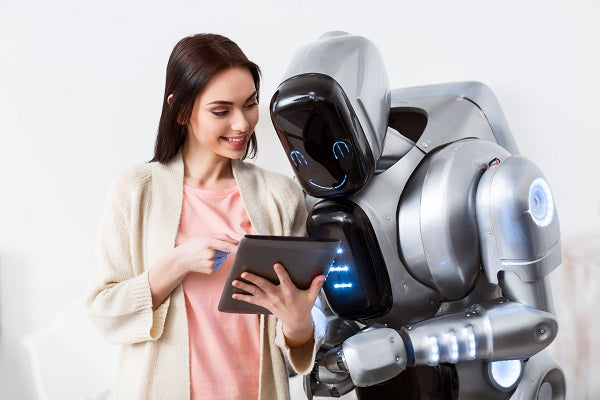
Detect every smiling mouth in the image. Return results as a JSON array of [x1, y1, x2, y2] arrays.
[[222, 136, 247, 145], [308, 175, 347, 190], [224, 137, 245, 142]]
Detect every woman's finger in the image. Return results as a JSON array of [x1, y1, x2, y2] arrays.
[[307, 275, 326, 300], [232, 292, 259, 304], [240, 272, 275, 291], [209, 232, 240, 245], [207, 237, 238, 253], [232, 279, 260, 295], [273, 263, 293, 286]]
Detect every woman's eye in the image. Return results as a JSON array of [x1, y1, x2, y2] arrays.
[[245, 102, 258, 109], [211, 110, 228, 116]]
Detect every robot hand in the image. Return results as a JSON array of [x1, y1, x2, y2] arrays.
[[303, 348, 355, 399], [317, 327, 408, 388]]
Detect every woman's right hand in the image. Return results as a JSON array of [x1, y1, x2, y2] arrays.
[[173, 233, 239, 274], [149, 233, 239, 309]]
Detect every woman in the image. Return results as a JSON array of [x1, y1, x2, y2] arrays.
[[86, 33, 325, 400]]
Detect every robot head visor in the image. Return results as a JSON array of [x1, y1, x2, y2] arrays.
[[270, 73, 374, 197]]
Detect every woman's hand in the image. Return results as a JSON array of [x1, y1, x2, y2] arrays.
[[231, 262, 325, 347], [173, 233, 239, 274], [149, 233, 239, 309]]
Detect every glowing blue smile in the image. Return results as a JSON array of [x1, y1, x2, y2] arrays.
[[308, 175, 347, 190]]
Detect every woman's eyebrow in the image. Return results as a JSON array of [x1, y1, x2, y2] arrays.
[[207, 91, 257, 105]]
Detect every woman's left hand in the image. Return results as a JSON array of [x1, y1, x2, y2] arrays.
[[231, 262, 325, 347]]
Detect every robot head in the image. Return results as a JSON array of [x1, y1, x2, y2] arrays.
[[270, 32, 390, 197]]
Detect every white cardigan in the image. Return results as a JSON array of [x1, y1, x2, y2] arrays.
[[85, 152, 323, 399]]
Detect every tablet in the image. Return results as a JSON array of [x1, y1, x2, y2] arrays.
[[218, 235, 340, 314]]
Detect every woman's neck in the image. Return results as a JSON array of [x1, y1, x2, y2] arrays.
[[181, 142, 236, 190]]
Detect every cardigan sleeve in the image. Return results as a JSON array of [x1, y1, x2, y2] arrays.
[[85, 171, 170, 345], [274, 305, 327, 374], [285, 177, 308, 237], [273, 175, 327, 373]]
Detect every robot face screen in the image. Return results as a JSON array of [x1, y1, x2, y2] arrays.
[[270, 73, 374, 197]]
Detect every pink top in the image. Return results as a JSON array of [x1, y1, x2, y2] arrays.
[[176, 183, 259, 400]]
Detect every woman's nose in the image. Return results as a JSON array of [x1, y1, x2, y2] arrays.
[[231, 110, 250, 133]]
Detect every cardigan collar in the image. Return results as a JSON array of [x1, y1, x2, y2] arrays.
[[150, 151, 268, 257]]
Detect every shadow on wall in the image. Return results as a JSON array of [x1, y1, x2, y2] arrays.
[[550, 232, 600, 400]]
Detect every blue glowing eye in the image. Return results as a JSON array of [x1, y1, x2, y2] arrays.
[[289, 150, 307, 167], [332, 140, 351, 160], [528, 178, 554, 227]]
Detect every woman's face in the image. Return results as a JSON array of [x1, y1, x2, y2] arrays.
[[186, 66, 259, 161]]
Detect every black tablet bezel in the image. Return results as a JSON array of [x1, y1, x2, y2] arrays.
[[217, 235, 340, 314]]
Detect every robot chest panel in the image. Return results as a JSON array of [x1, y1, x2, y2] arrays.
[[397, 139, 510, 301]]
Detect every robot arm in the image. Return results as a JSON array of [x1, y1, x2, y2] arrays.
[[476, 155, 561, 313], [316, 298, 556, 388]]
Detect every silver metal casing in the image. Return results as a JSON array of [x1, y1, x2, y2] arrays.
[[476, 156, 562, 285]]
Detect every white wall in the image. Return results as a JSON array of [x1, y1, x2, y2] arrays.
[[1, 0, 598, 398]]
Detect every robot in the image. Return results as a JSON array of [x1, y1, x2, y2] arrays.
[[269, 32, 566, 399]]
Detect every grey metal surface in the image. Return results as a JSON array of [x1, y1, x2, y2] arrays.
[[374, 127, 414, 173], [341, 328, 407, 387], [348, 146, 441, 326], [509, 352, 566, 400], [499, 273, 557, 314], [476, 155, 562, 285], [281, 31, 390, 160], [400, 299, 557, 366], [391, 81, 520, 155], [453, 360, 517, 400], [389, 93, 497, 154], [398, 139, 511, 300]]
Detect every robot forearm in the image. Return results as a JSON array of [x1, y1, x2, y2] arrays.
[[400, 299, 557, 367], [320, 299, 556, 388]]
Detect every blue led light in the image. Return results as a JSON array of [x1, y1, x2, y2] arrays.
[[329, 265, 349, 272], [427, 336, 440, 366], [528, 177, 554, 227], [461, 325, 477, 360], [333, 283, 353, 289], [308, 175, 347, 190], [337, 247, 343, 254], [332, 140, 351, 159], [489, 360, 523, 390], [448, 331, 459, 363], [290, 150, 307, 167]]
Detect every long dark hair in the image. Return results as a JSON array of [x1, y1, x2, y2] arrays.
[[151, 33, 260, 163]]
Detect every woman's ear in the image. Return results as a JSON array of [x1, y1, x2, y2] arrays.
[[168, 93, 186, 125]]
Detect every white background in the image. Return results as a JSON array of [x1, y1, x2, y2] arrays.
[[1, 0, 599, 398]]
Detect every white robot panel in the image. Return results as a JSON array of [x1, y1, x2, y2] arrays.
[[270, 32, 565, 399]]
